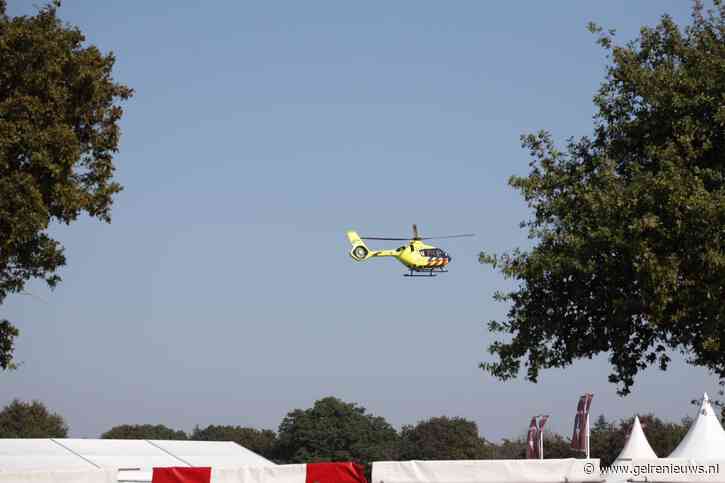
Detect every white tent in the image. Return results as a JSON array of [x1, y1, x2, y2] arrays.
[[372, 459, 601, 483], [0, 464, 363, 483], [669, 393, 725, 459], [614, 415, 657, 461], [0, 438, 275, 473]]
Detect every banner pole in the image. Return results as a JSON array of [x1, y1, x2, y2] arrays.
[[585, 412, 590, 459], [539, 424, 543, 459]]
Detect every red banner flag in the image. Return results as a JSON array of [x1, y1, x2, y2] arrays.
[[526, 417, 538, 459], [571, 393, 593, 451], [571, 396, 585, 450], [537, 415, 549, 442], [584, 393, 593, 414]]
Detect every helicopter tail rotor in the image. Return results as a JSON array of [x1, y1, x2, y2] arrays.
[[347, 231, 371, 261]]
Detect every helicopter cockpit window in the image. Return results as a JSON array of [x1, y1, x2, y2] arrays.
[[421, 248, 446, 258]]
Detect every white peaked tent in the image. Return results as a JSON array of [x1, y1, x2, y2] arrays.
[[614, 415, 657, 461], [669, 393, 725, 459]]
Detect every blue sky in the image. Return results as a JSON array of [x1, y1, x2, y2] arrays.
[[3, 1, 717, 443]]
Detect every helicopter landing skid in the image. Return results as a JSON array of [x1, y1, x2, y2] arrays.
[[404, 268, 448, 277]]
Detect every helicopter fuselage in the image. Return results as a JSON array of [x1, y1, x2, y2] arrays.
[[347, 232, 450, 272]]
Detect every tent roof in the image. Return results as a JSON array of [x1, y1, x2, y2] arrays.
[[55, 439, 185, 470], [669, 393, 725, 459], [0, 439, 97, 471], [614, 415, 657, 461], [0, 439, 275, 472], [149, 440, 273, 467]]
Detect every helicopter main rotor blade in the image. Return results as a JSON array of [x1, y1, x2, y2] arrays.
[[419, 234, 476, 240], [361, 236, 410, 241]]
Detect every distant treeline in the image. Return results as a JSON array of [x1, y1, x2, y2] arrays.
[[0, 397, 693, 469]]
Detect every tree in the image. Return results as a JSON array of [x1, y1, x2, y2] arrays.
[[490, 438, 526, 459], [0, 399, 68, 437], [487, 433, 576, 459], [538, 433, 578, 459], [589, 414, 619, 466], [480, 1, 725, 395], [101, 424, 187, 440], [399, 416, 494, 460], [275, 397, 399, 472], [191, 425, 277, 460], [0, 1, 132, 368]]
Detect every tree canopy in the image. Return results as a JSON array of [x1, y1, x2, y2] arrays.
[[0, 1, 132, 368], [399, 416, 493, 460], [275, 397, 399, 469], [191, 425, 277, 460], [0, 399, 68, 437], [100, 424, 187, 440], [481, 1, 725, 394]]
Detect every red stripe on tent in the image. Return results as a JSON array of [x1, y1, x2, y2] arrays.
[[152, 467, 211, 483], [306, 462, 367, 483]]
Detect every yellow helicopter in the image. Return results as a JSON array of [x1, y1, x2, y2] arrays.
[[346, 224, 474, 277]]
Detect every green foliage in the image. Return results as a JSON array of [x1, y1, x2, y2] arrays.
[[0, 2, 132, 368], [275, 397, 399, 472], [0, 399, 68, 437], [399, 416, 494, 460], [490, 438, 526, 459], [0, 320, 18, 369], [191, 425, 277, 460], [539, 433, 579, 459], [588, 415, 619, 466], [100, 424, 187, 440], [481, 2, 725, 394], [485, 433, 577, 459]]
